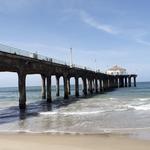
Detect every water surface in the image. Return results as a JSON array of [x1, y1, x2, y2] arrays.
[[0, 82, 150, 139]]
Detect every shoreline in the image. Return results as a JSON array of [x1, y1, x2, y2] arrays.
[[0, 126, 150, 136], [0, 133, 149, 150]]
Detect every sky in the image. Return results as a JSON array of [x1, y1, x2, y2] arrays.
[[0, 0, 150, 86]]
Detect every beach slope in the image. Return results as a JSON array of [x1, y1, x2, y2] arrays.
[[0, 134, 149, 150]]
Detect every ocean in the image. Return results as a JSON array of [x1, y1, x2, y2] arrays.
[[0, 82, 150, 139]]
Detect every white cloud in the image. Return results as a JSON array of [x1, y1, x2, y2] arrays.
[[136, 38, 150, 46], [80, 11, 118, 34]]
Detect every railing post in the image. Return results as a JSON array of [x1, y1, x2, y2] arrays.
[[18, 71, 26, 109]]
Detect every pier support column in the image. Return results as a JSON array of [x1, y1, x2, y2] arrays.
[[118, 78, 121, 88], [111, 79, 114, 88], [83, 78, 87, 96], [106, 79, 109, 91], [125, 77, 127, 87], [117, 77, 120, 88], [113, 78, 116, 88], [114, 78, 117, 88], [119, 77, 124, 87], [99, 80, 103, 92], [110, 79, 113, 89], [56, 76, 60, 96], [128, 77, 131, 87], [47, 75, 52, 103], [41, 75, 46, 99], [114, 78, 116, 88], [88, 79, 90, 93], [92, 80, 95, 92], [107, 79, 110, 89], [75, 77, 79, 97], [68, 78, 70, 95], [115, 78, 118, 88], [64, 76, 69, 99], [122, 77, 124, 87], [134, 76, 136, 87], [95, 79, 98, 93], [103, 79, 107, 91], [89, 79, 93, 94], [103, 80, 106, 91], [18, 72, 26, 109]]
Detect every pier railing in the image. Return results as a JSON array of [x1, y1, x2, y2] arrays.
[[0, 43, 95, 72]]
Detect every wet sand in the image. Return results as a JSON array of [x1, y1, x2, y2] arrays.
[[0, 134, 150, 150]]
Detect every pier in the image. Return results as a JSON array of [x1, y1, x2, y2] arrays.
[[0, 44, 137, 109]]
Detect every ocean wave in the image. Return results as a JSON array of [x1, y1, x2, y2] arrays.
[[109, 98, 116, 100], [39, 110, 104, 116], [39, 112, 58, 115], [128, 104, 150, 111], [138, 98, 150, 101]]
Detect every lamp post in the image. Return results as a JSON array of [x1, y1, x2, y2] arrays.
[[70, 48, 73, 67]]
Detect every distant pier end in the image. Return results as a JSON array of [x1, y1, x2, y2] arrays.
[[0, 44, 137, 109]]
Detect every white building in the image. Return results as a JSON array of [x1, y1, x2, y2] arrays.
[[106, 65, 127, 75]]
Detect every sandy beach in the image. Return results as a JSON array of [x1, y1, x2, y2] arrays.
[[0, 134, 149, 150]]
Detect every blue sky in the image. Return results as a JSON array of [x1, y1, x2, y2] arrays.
[[0, 0, 149, 86]]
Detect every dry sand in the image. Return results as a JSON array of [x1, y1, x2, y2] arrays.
[[0, 134, 149, 150]]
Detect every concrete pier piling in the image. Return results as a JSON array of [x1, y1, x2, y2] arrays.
[[18, 72, 26, 109], [75, 77, 79, 97], [134, 76, 137, 87], [128, 76, 131, 87], [125, 77, 128, 87], [99, 80, 103, 92], [47, 75, 52, 103], [56, 76, 60, 97], [95, 79, 98, 93], [41, 75, 46, 99], [64, 76, 69, 99], [83, 78, 87, 96]]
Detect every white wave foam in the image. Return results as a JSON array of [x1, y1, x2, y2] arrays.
[[128, 104, 150, 111], [1, 127, 150, 135], [39, 110, 103, 116], [62, 111, 103, 115], [40, 112, 58, 115], [138, 98, 150, 101], [109, 98, 116, 100], [114, 108, 128, 112]]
